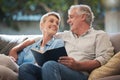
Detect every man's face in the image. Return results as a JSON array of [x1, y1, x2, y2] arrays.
[[67, 8, 82, 33]]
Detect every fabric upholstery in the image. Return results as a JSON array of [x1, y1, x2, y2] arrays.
[[88, 51, 120, 80], [0, 33, 120, 79], [0, 35, 27, 55], [109, 33, 120, 53], [96, 75, 120, 80], [91, 33, 120, 80], [0, 35, 40, 55]]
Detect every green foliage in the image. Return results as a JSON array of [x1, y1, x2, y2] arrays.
[[0, 0, 102, 30], [79, 0, 101, 17]]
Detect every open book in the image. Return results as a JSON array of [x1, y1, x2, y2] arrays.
[[31, 47, 67, 66]]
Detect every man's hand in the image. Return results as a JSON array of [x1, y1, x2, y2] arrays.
[[58, 56, 79, 70], [58, 56, 101, 72]]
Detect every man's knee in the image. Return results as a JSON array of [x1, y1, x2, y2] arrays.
[[42, 61, 59, 71], [43, 61, 57, 67]]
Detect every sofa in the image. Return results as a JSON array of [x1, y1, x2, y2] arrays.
[[0, 33, 120, 80], [89, 33, 120, 80], [0, 35, 40, 55]]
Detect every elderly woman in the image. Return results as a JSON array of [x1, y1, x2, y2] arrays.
[[9, 12, 64, 66], [9, 12, 64, 80]]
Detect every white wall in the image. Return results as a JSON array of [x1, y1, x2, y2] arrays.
[[105, 11, 120, 33]]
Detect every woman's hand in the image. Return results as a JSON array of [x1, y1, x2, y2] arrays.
[[9, 48, 18, 62], [8, 38, 35, 62]]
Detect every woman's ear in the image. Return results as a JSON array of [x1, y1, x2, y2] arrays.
[[40, 23, 44, 29]]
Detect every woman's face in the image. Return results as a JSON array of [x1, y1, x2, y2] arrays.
[[41, 15, 59, 36]]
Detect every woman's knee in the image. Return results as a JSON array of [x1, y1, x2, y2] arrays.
[[19, 63, 41, 74], [19, 63, 33, 72]]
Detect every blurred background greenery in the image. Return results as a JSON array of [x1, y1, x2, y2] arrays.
[[0, 0, 120, 34]]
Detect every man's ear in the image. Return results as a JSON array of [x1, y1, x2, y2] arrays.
[[81, 14, 87, 21]]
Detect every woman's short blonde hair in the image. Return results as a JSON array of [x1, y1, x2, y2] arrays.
[[40, 12, 61, 30]]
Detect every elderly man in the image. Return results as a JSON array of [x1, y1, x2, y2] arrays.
[[41, 4, 114, 80]]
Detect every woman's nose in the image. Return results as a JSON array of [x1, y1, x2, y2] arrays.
[[53, 22, 57, 26]]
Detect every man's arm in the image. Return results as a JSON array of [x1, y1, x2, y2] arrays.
[[75, 60, 101, 72], [95, 32, 114, 65], [9, 38, 35, 61], [59, 56, 101, 72]]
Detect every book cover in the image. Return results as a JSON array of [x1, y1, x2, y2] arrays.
[[31, 47, 67, 66]]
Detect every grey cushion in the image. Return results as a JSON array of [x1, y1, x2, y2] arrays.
[[109, 33, 120, 53]]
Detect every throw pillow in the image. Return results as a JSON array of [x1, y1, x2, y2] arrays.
[[88, 51, 120, 80]]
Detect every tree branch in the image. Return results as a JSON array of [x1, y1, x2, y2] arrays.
[[39, 2, 51, 12]]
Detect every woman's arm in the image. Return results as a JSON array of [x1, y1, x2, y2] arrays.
[[9, 38, 35, 61]]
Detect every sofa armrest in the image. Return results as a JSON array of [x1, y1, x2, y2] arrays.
[[109, 33, 120, 53]]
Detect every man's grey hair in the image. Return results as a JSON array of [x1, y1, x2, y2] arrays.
[[68, 4, 95, 26]]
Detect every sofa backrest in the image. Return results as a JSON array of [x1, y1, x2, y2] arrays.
[[0, 35, 28, 55], [0, 33, 120, 55], [109, 33, 120, 53], [0, 35, 41, 55]]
